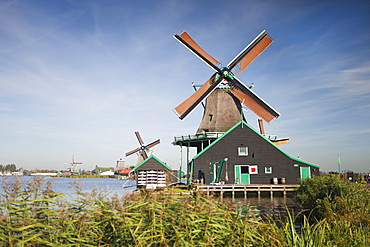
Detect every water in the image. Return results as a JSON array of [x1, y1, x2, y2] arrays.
[[232, 197, 302, 220], [0, 176, 300, 218], [0, 176, 137, 199]]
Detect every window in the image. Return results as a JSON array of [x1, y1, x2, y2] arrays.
[[238, 147, 248, 156], [265, 167, 272, 174], [249, 165, 258, 174], [240, 166, 249, 174]]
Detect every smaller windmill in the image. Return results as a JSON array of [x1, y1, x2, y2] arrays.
[[68, 155, 82, 174], [125, 131, 160, 165]]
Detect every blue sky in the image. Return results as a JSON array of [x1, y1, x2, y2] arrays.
[[0, 0, 369, 173]]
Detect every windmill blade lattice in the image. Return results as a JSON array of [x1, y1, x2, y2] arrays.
[[228, 77, 280, 122], [174, 31, 221, 72], [228, 30, 274, 76]]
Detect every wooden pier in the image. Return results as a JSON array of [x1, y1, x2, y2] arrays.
[[196, 184, 299, 200]]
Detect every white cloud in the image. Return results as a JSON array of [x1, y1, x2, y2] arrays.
[[0, 0, 369, 172]]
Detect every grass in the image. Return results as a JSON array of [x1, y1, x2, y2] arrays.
[[0, 176, 368, 246]]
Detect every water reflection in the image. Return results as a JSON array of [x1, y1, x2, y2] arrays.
[[223, 196, 302, 220]]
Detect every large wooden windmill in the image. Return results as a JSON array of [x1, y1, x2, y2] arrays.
[[173, 30, 280, 133], [172, 31, 315, 186], [125, 131, 160, 165]]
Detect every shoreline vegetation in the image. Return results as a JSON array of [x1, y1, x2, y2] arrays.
[[0, 176, 369, 246]]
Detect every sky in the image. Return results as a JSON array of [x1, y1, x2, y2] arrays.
[[0, 0, 369, 173]]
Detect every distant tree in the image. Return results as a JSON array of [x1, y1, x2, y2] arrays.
[[92, 166, 113, 174], [10, 164, 16, 172], [92, 165, 99, 174], [4, 164, 16, 172], [81, 170, 93, 176], [0, 165, 3, 171], [33, 169, 58, 173]]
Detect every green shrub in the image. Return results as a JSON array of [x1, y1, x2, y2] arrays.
[[293, 175, 370, 246], [294, 176, 370, 220]]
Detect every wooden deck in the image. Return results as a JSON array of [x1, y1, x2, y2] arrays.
[[196, 184, 300, 199]]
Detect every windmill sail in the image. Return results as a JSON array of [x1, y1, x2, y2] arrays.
[[146, 139, 161, 149], [174, 31, 221, 72], [228, 30, 273, 76], [229, 77, 280, 122], [125, 147, 141, 157], [140, 150, 148, 160], [135, 131, 144, 145], [173, 74, 223, 120]]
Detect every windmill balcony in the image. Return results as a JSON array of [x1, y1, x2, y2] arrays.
[[173, 132, 225, 145]]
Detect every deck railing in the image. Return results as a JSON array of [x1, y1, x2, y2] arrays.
[[196, 184, 300, 200]]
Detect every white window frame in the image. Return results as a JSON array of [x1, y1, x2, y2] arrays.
[[265, 167, 272, 174], [238, 146, 248, 156]]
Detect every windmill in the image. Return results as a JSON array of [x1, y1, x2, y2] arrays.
[[173, 30, 280, 133], [68, 155, 82, 174], [125, 131, 160, 165]]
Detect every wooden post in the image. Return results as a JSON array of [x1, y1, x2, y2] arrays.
[[270, 186, 273, 198], [232, 186, 235, 201], [283, 185, 286, 197]]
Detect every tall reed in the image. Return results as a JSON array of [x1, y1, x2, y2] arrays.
[[0, 177, 368, 246]]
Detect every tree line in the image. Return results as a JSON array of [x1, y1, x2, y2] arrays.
[[0, 164, 17, 172]]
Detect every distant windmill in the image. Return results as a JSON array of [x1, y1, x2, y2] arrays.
[[125, 131, 160, 165], [68, 155, 82, 174]]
